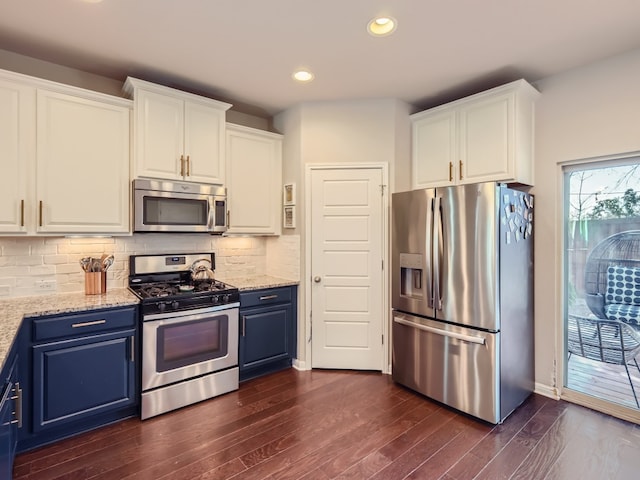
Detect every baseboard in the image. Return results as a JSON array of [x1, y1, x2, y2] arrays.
[[534, 382, 560, 400], [292, 358, 308, 370]]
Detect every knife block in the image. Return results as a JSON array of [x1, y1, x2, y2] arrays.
[[85, 272, 107, 295]]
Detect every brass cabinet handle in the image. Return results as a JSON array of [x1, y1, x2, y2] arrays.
[[72, 319, 106, 328], [186, 155, 190, 176], [226, 210, 230, 227], [39, 200, 43, 227], [459, 160, 463, 180], [449, 162, 453, 182], [20, 199, 24, 227], [259, 295, 278, 301], [180, 155, 185, 177]]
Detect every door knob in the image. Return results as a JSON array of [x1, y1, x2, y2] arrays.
[[314, 276, 321, 283]]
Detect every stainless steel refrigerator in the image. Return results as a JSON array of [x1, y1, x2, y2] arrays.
[[391, 182, 534, 424]]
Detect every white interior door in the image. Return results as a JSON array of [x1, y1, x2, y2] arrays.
[[310, 167, 384, 370]]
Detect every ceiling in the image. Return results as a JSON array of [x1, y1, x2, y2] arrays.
[[1, 0, 640, 117]]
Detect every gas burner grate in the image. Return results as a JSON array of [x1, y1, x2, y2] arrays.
[[139, 284, 178, 298]]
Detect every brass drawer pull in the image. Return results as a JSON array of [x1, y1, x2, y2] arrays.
[[459, 160, 463, 180], [72, 319, 106, 328], [449, 162, 453, 182], [39, 200, 43, 227], [20, 199, 25, 227], [186, 155, 190, 176], [259, 295, 278, 301]]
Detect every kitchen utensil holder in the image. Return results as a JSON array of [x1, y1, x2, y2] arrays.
[[85, 272, 107, 295]]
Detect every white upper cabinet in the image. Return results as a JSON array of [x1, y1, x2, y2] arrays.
[[124, 77, 231, 185], [36, 90, 130, 234], [0, 69, 131, 235], [0, 77, 35, 233], [411, 79, 539, 189], [226, 124, 282, 235]]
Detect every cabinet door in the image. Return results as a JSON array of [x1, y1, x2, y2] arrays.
[[0, 79, 35, 233], [133, 88, 184, 180], [0, 355, 18, 479], [226, 124, 282, 235], [184, 100, 225, 184], [36, 90, 130, 233], [458, 91, 513, 185], [240, 304, 291, 373], [411, 109, 456, 189], [32, 329, 136, 432]]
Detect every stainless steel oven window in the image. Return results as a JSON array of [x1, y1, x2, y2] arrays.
[[144, 196, 209, 226], [156, 316, 229, 372]]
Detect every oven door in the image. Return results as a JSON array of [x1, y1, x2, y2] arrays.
[[142, 305, 239, 390], [134, 189, 214, 233]]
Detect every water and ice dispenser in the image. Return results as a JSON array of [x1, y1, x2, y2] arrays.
[[399, 253, 423, 299]]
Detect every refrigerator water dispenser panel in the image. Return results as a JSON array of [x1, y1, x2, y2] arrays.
[[399, 253, 424, 299]]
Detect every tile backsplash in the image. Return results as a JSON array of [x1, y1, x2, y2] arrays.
[[0, 234, 300, 298]]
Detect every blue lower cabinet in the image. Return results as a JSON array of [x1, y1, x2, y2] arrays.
[[239, 286, 297, 381], [0, 352, 19, 480], [32, 329, 136, 432], [17, 305, 139, 453]]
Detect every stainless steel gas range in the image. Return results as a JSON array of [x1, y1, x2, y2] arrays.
[[128, 253, 239, 420]]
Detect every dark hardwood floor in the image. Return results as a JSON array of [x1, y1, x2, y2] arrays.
[[13, 369, 640, 480]]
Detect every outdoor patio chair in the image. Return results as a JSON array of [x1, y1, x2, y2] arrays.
[[584, 230, 640, 330], [567, 314, 640, 407]]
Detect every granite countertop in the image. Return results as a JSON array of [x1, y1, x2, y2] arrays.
[[0, 277, 298, 370], [218, 275, 299, 291], [0, 288, 139, 371]]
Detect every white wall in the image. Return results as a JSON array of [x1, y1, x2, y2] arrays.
[[533, 48, 640, 392]]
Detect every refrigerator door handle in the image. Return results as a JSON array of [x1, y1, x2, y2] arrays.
[[432, 195, 443, 311], [425, 196, 434, 310], [393, 315, 486, 345]]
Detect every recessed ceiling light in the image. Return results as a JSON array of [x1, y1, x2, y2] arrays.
[[292, 70, 314, 83], [367, 16, 397, 36], [81, 0, 104, 3]]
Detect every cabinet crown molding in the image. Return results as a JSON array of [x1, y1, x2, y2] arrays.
[[123, 76, 232, 111], [410, 78, 539, 121], [0, 67, 132, 108]]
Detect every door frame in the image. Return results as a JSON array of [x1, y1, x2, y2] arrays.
[[557, 150, 640, 424], [304, 163, 390, 373]]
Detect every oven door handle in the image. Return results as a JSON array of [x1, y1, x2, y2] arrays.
[[143, 303, 240, 322]]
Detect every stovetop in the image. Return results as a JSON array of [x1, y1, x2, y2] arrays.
[[131, 279, 235, 299], [128, 252, 239, 316]]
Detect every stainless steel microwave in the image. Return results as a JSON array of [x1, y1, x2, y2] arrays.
[[133, 179, 227, 233]]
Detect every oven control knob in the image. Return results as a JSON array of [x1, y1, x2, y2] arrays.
[[212, 295, 220, 304], [222, 294, 230, 303], [171, 301, 180, 310], [158, 303, 167, 312]]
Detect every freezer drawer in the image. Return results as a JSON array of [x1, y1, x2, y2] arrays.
[[392, 311, 500, 424]]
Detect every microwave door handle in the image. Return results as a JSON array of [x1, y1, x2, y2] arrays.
[[207, 197, 215, 231]]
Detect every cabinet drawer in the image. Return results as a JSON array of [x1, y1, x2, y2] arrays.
[[240, 287, 292, 308], [32, 306, 137, 342]]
